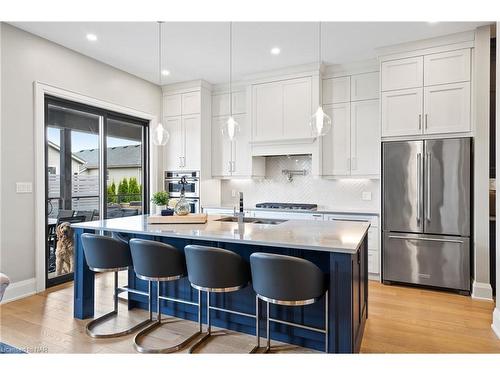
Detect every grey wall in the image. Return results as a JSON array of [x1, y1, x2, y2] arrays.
[[0, 23, 161, 283]]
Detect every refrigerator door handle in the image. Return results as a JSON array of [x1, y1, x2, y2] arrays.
[[416, 153, 421, 222], [387, 235, 464, 244], [426, 152, 431, 222]]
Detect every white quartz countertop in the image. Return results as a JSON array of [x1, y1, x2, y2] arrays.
[[202, 206, 380, 216], [72, 214, 370, 254]]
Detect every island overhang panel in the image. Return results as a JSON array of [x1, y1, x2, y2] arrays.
[[72, 215, 369, 353]]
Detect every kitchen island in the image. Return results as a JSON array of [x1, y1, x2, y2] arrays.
[[72, 215, 370, 353]]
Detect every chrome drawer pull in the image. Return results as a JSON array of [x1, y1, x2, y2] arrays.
[[388, 235, 463, 244]]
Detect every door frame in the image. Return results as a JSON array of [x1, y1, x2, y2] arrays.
[[34, 81, 159, 293]]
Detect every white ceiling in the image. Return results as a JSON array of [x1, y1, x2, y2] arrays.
[[11, 21, 490, 85]]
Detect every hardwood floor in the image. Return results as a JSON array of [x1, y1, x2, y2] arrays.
[[1, 275, 499, 353]]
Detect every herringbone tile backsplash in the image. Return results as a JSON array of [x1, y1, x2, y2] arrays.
[[221, 155, 380, 211]]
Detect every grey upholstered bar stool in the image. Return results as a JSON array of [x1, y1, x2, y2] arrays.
[[81, 233, 152, 338], [249, 253, 328, 353], [184, 245, 252, 353], [129, 239, 203, 353]]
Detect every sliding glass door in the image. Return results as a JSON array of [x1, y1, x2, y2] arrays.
[[44, 96, 149, 287]]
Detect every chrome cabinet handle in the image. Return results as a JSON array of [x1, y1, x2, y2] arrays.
[[426, 152, 431, 222], [228, 161, 232, 173], [425, 114, 428, 129], [416, 153, 421, 222], [232, 161, 236, 172], [418, 114, 422, 130], [388, 235, 463, 244], [179, 156, 183, 168]]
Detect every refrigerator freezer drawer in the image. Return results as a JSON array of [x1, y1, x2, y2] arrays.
[[383, 232, 470, 291]]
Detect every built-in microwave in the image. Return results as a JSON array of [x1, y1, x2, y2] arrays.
[[164, 170, 199, 198]]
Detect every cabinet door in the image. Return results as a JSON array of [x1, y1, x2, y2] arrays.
[[181, 91, 201, 115], [424, 49, 471, 86], [232, 114, 251, 176], [252, 82, 283, 141], [322, 103, 351, 176], [351, 72, 379, 101], [182, 115, 201, 170], [323, 76, 350, 104], [381, 56, 424, 91], [164, 95, 182, 117], [381, 88, 423, 137], [211, 117, 232, 176], [351, 100, 380, 176], [283, 77, 312, 139], [212, 91, 246, 117], [423, 82, 470, 134], [164, 116, 184, 170]]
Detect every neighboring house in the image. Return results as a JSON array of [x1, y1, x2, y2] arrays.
[[47, 141, 86, 175], [75, 144, 142, 184]]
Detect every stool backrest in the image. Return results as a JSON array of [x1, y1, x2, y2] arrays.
[[81, 233, 132, 271], [129, 239, 185, 280], [250, 253, 325, 302], [184, 245, 249, 290]]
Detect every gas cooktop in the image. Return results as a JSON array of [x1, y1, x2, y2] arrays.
[[255, 203, 318, 211]]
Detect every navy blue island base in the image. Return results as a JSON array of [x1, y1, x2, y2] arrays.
[[73, 225, 368, 353]]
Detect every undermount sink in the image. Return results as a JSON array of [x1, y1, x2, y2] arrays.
[[215, 217, 287, 225]]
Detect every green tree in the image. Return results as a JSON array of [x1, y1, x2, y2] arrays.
[[118, 178, 129, 203], [128, 177, 141, 202], [107, 180, 117, 203]]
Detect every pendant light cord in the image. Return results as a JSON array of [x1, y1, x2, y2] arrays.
[[158, 21, 162, 85], [229, 21, 233, 117], [318, 21, 322, 65]]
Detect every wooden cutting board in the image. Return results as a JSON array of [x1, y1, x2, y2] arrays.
[[147, 213, 208, 224]]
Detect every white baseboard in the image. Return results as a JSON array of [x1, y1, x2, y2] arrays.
[[0, 278, 36, 304], [492, 308, 500, 339], [471, 281, 493, 300]]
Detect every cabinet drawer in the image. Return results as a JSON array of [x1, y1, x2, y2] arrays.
[[351, 72, 379, 101], [381, 56, 424, 91], [368, 250, 379, 274], [424, 49, 471, 86], [164, 94, 182, 117], [323, 76, 350, 104], [182, 92, 201, 115]]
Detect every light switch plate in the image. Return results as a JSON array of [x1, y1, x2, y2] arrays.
[[361, 191, 372, 201], [16, 182, 33, 193]]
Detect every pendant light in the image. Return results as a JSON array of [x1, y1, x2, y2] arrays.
[[153, 21, 170, 146], [221, 22, 240, 142], [309, 22, 332, 137]]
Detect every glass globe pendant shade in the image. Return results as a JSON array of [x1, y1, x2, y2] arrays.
[[221, 116, 240, 141], [309, 106, 332, 137], [152, 122, 170, 146]]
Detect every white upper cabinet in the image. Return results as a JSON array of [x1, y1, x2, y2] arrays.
[[182, 115, 201, 170], [181, 92, 201, 115], [350, 99, 380, 176], [322, 103, 351, 176], [211, 117, 232, 176], [323, 76, 350, 104], [381, 88, 423, 137], [164, 95, 182, 117], [232, 114, 253, 176], [423, 82, 471, 134], [350, 72, 379, 101], [212, 91, 246, 117], [252, 81, 283, 141], [252, 76, 312, 142], [163, 117, 184, 170], [424, 49, 471, 86], [282, 77, 312, 139], [381, 56, 424, 91]]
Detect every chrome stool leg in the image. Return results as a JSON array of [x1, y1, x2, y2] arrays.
[[86, 272, 153, 339], [265, 301, 271, 353], [250, 295, 260, 354], [134, 287, 203, 353], [188, 291, 212, 353]]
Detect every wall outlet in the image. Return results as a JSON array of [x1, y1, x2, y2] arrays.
[[231, 189, 237, 198], [16, 182, 33, 193], [361, 191, 372, 201]]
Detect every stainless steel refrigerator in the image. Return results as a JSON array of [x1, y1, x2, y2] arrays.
[[382, 138, 471, 293]]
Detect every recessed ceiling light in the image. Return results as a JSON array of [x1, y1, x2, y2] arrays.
[[86, 33, 97, 42], [161, 69, 170, 76], [270, 47, 281, 55], [428, 21, 439, 24]]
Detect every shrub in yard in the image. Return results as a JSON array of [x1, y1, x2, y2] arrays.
[[107, 181, 117, 203], [118, 178, 130, 203], [128, 177, 141, 202]]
